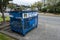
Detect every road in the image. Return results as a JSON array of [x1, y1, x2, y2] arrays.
[[23, 14, 60, 40]]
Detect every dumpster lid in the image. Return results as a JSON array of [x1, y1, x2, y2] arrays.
[[9, 10, 38, 13]]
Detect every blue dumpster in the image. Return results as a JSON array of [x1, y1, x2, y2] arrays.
[[9, 10, 38, 36]]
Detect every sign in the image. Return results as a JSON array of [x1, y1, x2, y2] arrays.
[[23, 12, 38, 18]]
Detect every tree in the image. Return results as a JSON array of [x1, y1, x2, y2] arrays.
[[31, 1, 42, 11], [7, 3, 16, 10], [0, 0, 12, 23], [31, 4, 36, 10], [48, 0, 60, 12], [35, 2, 43, 11], [57, 2, 60, 6], [7, 4, 26, 11], [42, 0, 46, 7], [43, 0, 60, 13]]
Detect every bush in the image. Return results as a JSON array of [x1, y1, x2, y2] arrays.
[[41, 7, 47, 12], [56, 7, 60, 13], [41, 5, 60, 14], [48, 9, 54, 13]]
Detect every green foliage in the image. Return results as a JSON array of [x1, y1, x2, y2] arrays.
[[57, 2, 60, 6], [46, 5, 54, 13], [41, 0, 60, 14], [43, 0, 60, 13], [31, 4, 36, 10], [0, 0, 12, 23], [47, 2, 60, 13], [7, 4, 16, 9], [56, 6, 60, 13], [41, 7, 47, 12], [0, 16, 10, 22], [31, 1, 43, 11], [0, 16, 3, 22], [15, 6, 26, 11], [7, 4, 26, 11], [0, 0, 12, 12]]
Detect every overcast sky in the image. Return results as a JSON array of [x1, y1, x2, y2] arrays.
[[13, 0, 42, 5]]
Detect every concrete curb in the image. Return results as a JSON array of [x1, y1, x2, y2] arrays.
[[0, 24, 10, 30], [39, 13, 60, 17], [0, 31, 19, 40]]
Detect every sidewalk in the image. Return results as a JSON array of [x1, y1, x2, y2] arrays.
[[39, 13, 60, 17]]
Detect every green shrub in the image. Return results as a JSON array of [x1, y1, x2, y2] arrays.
[[48, 9, 54, 13], [56, 7, 60, 13], [41, 7, 47, 12]]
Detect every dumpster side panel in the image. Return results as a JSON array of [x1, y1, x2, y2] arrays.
[[9, 11, 38, 36], [10, 17, 23, 33]]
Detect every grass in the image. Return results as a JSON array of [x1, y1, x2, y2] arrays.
[[0, 16, 10, 22], [0, 16, 3, 22], [5, 16, 10, 21], [0, 33, 16, 40]]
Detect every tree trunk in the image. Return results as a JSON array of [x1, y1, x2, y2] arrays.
[[1, 4, 6, 24], [1, 6, 6, 24], [1, 11, 5, 24]]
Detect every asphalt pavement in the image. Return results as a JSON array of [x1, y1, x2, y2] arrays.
[[23, 14, 60, 40]]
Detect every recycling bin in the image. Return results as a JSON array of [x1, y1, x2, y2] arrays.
[[9, 10, 38, 36]]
